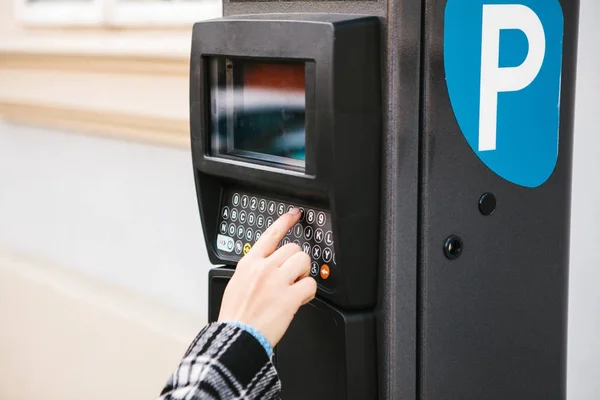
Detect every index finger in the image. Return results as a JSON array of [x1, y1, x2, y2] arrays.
[[248, 208, 301, 258]]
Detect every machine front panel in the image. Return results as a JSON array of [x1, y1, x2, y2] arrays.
[[192, 15, 382, 310]]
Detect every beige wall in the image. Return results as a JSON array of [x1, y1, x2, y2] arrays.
[[0, 1, 211, 398], [0, 0, 194, 147], [0, 0, 18, 32]]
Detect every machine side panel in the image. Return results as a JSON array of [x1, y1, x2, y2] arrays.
[[419, 1, 579, 399]]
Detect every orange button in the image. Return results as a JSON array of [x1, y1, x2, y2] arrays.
[[320, 264, 330, 280]]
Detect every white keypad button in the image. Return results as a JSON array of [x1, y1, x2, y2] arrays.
[[255, 230, 262, 241], [268, 201, 276, 215], [312, 245, 322, 260], [304, 226, 314, 241], [217, 234, 234, 253], [241, 195, 249, 209], [222, 207, 230, 220], [259, 199, 267, 213], [315, 228, 324, 243], [310, 262, 319, 277], [325, 231, 334, 246], [257, 215, 265, 228], [219, 221, 227, 234], [266, 217, 274, 228], [282, 237, 290, 246], [317, 212, 326, 227], [323, 247, 333, 263], [287, 205, 295, 213], [234, 241, 243, 255], [230, 209, 238, 222], [232, 193, 240, 207], [245, 228, 253, 242], [302, 243, 311, 254], [239, 211, 247, 224], [237, 226, 245, 239], [228, 224, 236, 237], [293, 224, 303, 238], [298, 207, 305, 221], [277, 203, 286, 216], [250, 197, 258, 211], [248, 213, 256, 227], [306, 210, 316, 224]]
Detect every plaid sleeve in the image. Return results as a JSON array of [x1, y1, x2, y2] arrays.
[[158, 322, 281, 400]]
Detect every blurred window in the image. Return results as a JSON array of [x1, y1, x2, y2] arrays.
[[107, 0, 221, 26], [14, 0, 221, 26], [14, 0, 104, 26]]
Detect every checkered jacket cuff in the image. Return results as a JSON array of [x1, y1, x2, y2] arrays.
[[159, 322, 281, 400]]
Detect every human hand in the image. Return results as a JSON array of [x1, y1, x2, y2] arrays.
[[218, 208, 317, 347]]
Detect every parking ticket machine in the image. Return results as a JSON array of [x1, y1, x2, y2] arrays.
[[190, 14, 381, 399], [191, 1, 581, 399]]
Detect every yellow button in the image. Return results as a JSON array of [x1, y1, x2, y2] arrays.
[[243, 243, 252, 255]]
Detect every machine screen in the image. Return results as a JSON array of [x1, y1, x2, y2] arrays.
[[209, 57, 306, 170]]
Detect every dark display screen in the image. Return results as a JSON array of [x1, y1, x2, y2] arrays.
[[209, 57, 306, 170]]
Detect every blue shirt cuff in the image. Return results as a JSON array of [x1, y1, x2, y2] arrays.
[[224, 321, 274, 358]]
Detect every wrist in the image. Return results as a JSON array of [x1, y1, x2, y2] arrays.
[[224, 321, 274, 358]]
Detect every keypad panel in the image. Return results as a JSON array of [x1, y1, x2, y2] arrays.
[[216, 189, 336, 284]]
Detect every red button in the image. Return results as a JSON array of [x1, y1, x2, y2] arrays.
[[320, 264, 330, 280]]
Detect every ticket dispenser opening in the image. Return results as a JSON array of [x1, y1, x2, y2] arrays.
[[190, 14, 381, 399]]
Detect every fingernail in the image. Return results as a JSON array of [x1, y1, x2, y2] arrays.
[[289, 207, 300, 215]]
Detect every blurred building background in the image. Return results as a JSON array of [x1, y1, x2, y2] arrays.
[[0, 0, 218, 398], [0, 0, 598, 399]]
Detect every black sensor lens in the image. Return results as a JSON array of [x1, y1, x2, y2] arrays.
[[444, 235, 463, 260]]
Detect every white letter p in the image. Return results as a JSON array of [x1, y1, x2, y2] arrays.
[[479, 4, 546, 151]]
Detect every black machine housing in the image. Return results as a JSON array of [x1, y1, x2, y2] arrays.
[[209, 267, 377, 400], [188, 2, 581, 399], [190, 14, 382, 310]]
